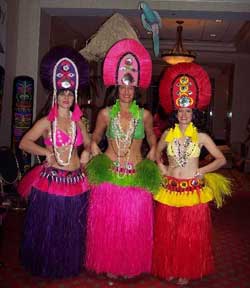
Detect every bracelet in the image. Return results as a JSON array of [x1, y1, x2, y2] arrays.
[[194, 170, 203, 178]]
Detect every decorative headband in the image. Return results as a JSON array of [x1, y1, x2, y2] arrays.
[[103, 38, 152, 89], [159, 62, 211, 113]]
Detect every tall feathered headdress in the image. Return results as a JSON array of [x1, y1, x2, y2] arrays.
[[159, 62, 211, 113], [40, 46, 89, 121]]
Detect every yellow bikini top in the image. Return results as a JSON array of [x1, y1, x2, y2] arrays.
[[165, 123, 201, 158]]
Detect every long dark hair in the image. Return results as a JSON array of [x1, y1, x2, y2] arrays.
[[35, 89, 76, 121], [104, 86, 142, 108], [167, 109, 208, 132]]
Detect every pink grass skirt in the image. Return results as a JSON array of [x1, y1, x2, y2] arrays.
[[152, 202, 214, 280], [17, 164, 89, 198], [85, 182, 153, 277]]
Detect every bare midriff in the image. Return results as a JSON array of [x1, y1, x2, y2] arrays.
[[46, 146, 81, 171], [167, 156, 199, 179], [105, 138, 143, 166]]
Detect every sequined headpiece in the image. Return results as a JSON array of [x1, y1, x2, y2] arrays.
[[53, 58, 78, 92], [40, 46, 89, 122], [103, 39, 152, 89], [159, 62, 211, 113]]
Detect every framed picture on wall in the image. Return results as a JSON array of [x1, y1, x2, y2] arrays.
[[12, 75, 34, 174]]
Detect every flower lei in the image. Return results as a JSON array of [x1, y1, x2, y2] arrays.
[[165, 122, 198, 143], [110, 99, 140, 120]]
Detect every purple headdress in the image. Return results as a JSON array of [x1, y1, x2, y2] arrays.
[[40, 46, 89, 121]]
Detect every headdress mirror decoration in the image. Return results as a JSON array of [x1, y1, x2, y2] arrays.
[[117, 53, 139, 86], [103, 38, 152, 89], [159, 62, 211, 113]]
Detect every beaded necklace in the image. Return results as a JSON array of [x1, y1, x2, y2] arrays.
[[109, 100, 139, 177], [166, 122, 198, 168], [171, 137, 194, 167], [52, 113, 77, 166]]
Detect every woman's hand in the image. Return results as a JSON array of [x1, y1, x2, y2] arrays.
[[80, 150, 91, 167], [194, 169, 204, 179], [45, 151, 56, 166], [91, 141, 102, 156], [146, 146, 156, 161], [157, 162, 168, 176]]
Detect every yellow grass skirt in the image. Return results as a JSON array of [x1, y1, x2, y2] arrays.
[[154, 173, 231, 208]]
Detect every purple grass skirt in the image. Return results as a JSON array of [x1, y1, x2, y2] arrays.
[[85, 182, 153, 277], [19, 166, 89, 278]]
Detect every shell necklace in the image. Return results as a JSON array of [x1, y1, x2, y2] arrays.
[[52, 114, 76, 166], [111, 112, 138, 177]]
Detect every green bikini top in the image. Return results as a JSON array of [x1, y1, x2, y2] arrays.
[[106, 107, 145, 140]]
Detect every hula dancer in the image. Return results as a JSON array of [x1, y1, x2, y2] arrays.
[[18, 47, 90, 278], [85, 39, 161, 278], [152, 62, 232, 285]]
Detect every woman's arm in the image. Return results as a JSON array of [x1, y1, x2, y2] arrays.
[[78, 119, 91, 166], [156, 130, 168, 163], [19, 117, 52, 159], [143, 109, 157, 161], [78, 119, 91, 151], [196, 133, 226, 176], [91, 108, 109, 156], [156, 130, 168, 175]]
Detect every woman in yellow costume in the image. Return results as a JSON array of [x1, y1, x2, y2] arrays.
[[152, 62, 231, 285]]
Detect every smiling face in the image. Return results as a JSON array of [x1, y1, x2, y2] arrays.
[[177, 107, 193, 125], [57, 90, 74, 109], [118, 85, 135, 104]]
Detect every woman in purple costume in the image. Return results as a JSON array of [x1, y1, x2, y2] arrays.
[[18, 47, 91, 278]]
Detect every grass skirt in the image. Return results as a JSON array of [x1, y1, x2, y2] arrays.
[[86, 154, 161, 195], [18, 164, 89, 198], [152, 202, 214, 280], [86, 184, 153, 277], [19, 165, 89, 278]]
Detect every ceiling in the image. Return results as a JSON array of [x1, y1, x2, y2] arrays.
[[57, 16, 246, 51], [43, 1, 250, 83], [48, 7, 250, 60]]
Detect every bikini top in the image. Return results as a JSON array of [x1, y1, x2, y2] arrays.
[[165, 122, 201, 158], [44, 125, 83, 147], [106, 107, 145, 140], [167, 140, 201, 158]]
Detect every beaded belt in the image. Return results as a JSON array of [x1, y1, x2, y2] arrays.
[[40, 166, 85, 184], [112, 161, 136, 175], [163, 176, 205, 192]]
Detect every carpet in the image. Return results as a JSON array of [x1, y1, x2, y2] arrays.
[[0, 169, 250, 288]]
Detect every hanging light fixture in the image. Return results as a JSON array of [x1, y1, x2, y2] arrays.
[[162, 20, 195, 65]]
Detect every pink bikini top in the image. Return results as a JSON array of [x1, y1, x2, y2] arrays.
[[44, 126, 83, 147]]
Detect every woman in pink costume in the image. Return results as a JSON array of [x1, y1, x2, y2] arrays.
[[18, 47, 91, 278], [85, 39, 161, 278], [152, 63, 231, 285]]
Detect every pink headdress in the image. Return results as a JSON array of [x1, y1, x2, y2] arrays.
[[103, 39, 152, 89]]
